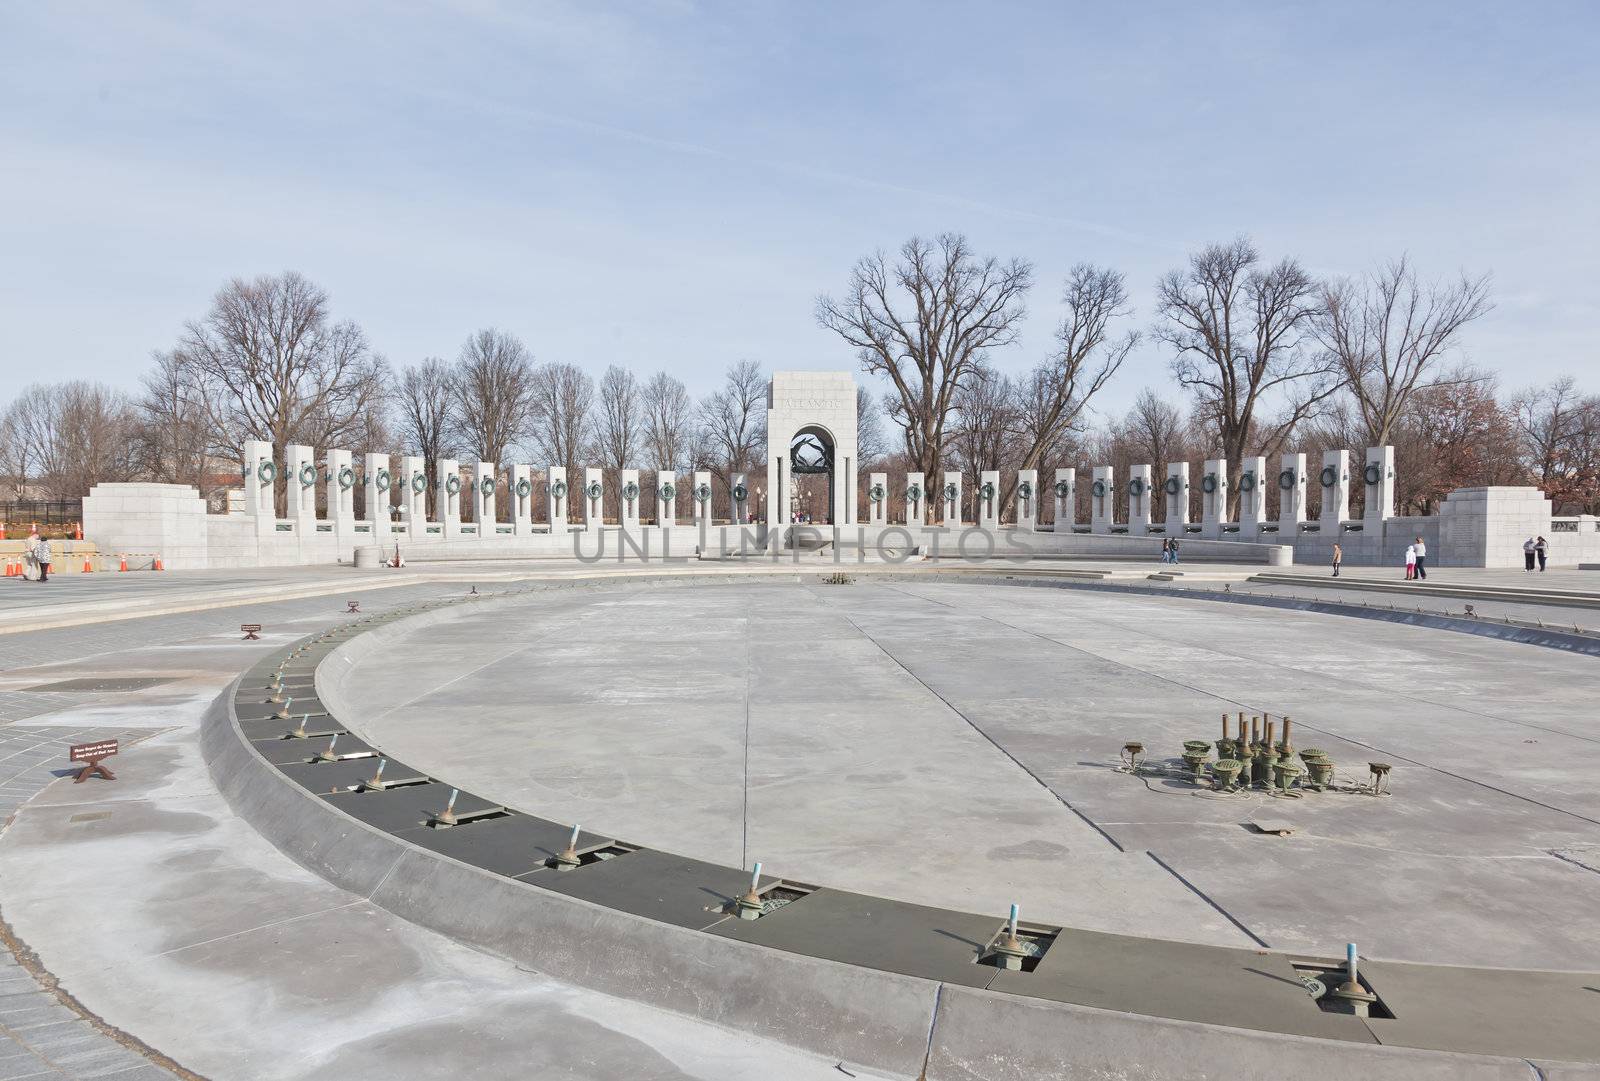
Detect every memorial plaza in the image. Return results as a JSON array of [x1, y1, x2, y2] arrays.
[[0, 369, 1593, 1080]]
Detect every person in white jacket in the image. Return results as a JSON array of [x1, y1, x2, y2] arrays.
[[1412, 536, 1427, 579]]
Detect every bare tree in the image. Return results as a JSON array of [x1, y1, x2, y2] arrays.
[[452, 329, 536, 465], [948, 362, 1020, 516], [1318, 256, 1493, 444], [1395, 369, 1522, 513], [640, 371, 695, 520], [697, 359, 767, 487], [1511, 376, 1600, 512], [395, 357, 458, 516], [595, 365, 641, 481], [173, 271, 386, 510], [1155, 238, 1336, 508], [0, 395, 42, 498], [1014, 264, 1138, 472], [1122, 389, 1188, 519], [5, 382, 137, 499], [529, 361, 593, 515], [641, 372, 694, 468], [816, 233, 1032, 481], [135, 351, 212, 497], [856, 384, 889, 466]]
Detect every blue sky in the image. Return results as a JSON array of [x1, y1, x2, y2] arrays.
[[1, 1, 1595, 420]]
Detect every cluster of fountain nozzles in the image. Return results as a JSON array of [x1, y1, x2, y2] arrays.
[[1122, 713, 1392, 797]]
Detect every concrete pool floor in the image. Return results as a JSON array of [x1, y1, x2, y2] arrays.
[[335, 579, 1600, 970]]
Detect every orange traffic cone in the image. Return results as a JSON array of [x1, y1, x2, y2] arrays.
[[118, 553, 128, 572], [82, 556, 94, 573], [73, 522, 83, 540], [153, 556, 165, 571]]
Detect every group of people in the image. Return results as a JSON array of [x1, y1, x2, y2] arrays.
[[1325, 536, 1432, 580], [18, 532, 53, 582], [1523, 536, 1550, 571], [1158, 537, 1181, 563], [1404, 537, 1428, 580]]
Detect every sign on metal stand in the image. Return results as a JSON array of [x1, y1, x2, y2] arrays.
[[240, 624, 262, 640], [69, 739, 118, 784]]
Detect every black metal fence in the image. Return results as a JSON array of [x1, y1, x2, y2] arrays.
[[1, 501, 84, 537]]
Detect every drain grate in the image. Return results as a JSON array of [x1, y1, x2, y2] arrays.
[[25, 676, 177, 693], [1292, 962, 1395, 1018], [977, 924, 1059, 972], [754, 884, 811, 915], [548, 842, 637, 869]]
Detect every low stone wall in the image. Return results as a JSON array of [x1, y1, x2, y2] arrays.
[[86, 480, 1588, 571]]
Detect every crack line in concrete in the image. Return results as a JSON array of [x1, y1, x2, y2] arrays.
[[740, 612, 753, 872], [810, 584, 1126, 853], [1144, 851, 1270, 948], [156, 898, 370, 958]]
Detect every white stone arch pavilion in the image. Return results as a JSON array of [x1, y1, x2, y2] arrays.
[[765, 371, 858, 531]]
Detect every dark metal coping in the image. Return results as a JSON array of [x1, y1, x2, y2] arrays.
[[227, 580, 1600, 1064]]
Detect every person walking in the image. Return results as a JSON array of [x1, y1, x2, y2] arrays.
[[1160, 537, 1171, 564], [1404, 543, 1416, 580], [1536, 535, 1548, 572], [30, 532, 52, 583], [1169, 538, 1180, 565], [1331, 542, 1342, 578], [1524, 536, 1537, 571], [1412, 536, 1428, 579]]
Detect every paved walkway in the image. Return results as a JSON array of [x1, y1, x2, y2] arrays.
[[0, 726, 181, 1081], [0, 581, 892, 1080], [2, 560, 1598, 1077]]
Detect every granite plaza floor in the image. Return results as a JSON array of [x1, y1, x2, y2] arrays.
[[339, 578, 1600, 969], [1, 561, 1598, 1077]]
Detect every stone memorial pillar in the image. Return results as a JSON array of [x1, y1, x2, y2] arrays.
[[1363, 445, 1395, 526], [1015, 469, 1038, 532], [511, 464, 534, 536], [1053, 468, 1076, 532], [398, 455, 426, 537], [942, 471, 963, 526], [619, 468, 642, 530], [867, 472, 887, 526], [582, 466, 604, 530], [546, 466, 569, 537], [1277, 452, 1307, 533], [1238, 456, 1266, 539], [242, 439, 268, 519], [285, 444, 317, 529], [1128, 464, 1153, 535], [436, 458, 460, 538], [692, 470, 712, 527], [328, 448, 356, 540], [1319, 450, 1350, 529], [474, 461, 496, 538], [243, 438, 276, 526], [904, 472, 926, 527], [976, 470, 1000, 530], [1164, 462, 1190, 534], [1200, 457, 1229, 539], [366, 452, 394, 540], [1090, 465, 1114, 534], [730, 472, 749, 524], [656, 471, 677, 528]]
